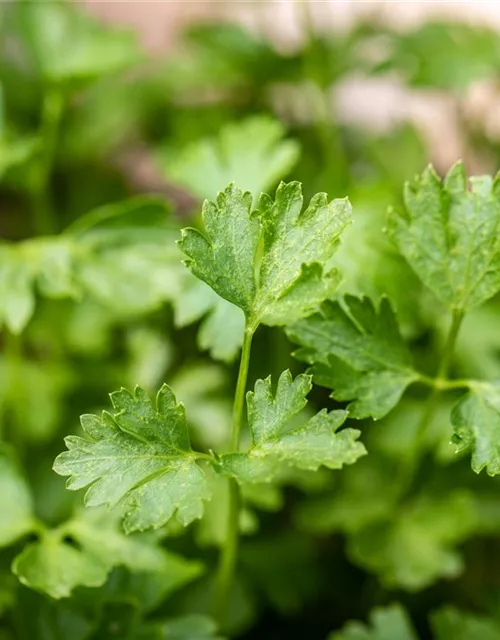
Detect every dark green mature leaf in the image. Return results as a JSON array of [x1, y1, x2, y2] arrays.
[[0, 447, 36, 547], [391, 162, 500, 312], [53, 385, 211, 533], [329, 604, 418, 640], [179, 182, 351, 330], [160, 116, 300, 202], [15, 589, 93, 640], [348, 491, 476, 591], [431, 606, 500, 640], [451, 382, 500, 476], [13, 508, 202, 599], [288, 296, 418, 419], [217, 371, 365, 484]]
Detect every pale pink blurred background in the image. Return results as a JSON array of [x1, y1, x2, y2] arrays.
[[81, 1, 500, 173]]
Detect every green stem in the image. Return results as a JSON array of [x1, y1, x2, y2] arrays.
[[31, 86, 64, 236], [416, 310, 464, 445], [213, 326, 254, 627], [399, 310, 464, 495], [436, 309, 464, 381]]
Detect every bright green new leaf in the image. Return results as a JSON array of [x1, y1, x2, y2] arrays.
[[15, 589, 93, 640], [13, 508, 202, 599], [431, 606, 500, 640], [329, 604, 418, 640], [217, 371, 366, 484], [287, 296, 418, 419], [391, 162, 500, 312], [179, 182, 351, 330], [348, 491, 476, 591], [451, 382, 500, 475], [160, 116, 300, 202], [53, 385, 211, 533], [0, 447, 36, 547]]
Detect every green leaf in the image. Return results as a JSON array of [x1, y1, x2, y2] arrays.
[[329, 604, 418, 640], [0, 355, 74, 443], [160, 116, 300, 202], [451, 382, 500, 475], [348, 491, 477, 591], [391, 162, 500, 312], [179, 182, 351, 330], [431, 606, 500, 640], [13, 532, 109, 599], [377, 22, 500, 89], [169, 363, 232, 450], [0, 246, 36, 334], [295, 456, 401, 536], [0, 447, 36, 547], [15, 589, 93, 640], [53, 385, 211, 533], [139, 615, 224, 640], [13, 508, 202, 599], [287, 296, 418, 419], [217, 371, 365, 484], [11, 0, 141, 84], [172, 274, 245, 362]]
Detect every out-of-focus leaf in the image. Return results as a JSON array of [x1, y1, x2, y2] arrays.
[[329, 604, 418, 640], [15, 588, 93, 640], [295, 456, 401, 535], [160, 117, 300, 202], [10, 0, 142, 85], [241, 534, 322, 615], [195, 468, 257, 549], [138, 614, 224, 640], [13, 508, 202, 599], [0, 354, 74, 443], [0, 447, 36, 547], [431, 605, 500, 640], [348, 491, 477, 591], [374, 22, 500, 89], [170, 363, 232, 450]]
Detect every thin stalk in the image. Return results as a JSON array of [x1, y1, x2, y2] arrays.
[[31, 86, 64, 236], [398, 310, 465, 496], [415, 309, 464, 447], [213, 325, 254, 626]]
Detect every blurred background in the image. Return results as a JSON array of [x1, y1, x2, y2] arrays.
[[2, 1, 500, 639]]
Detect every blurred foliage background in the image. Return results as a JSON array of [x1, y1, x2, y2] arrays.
[[2, 1, 500, 638]]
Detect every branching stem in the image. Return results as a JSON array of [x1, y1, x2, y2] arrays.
[[213, 325, 254, 627], [415, 310, 464, 446]]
